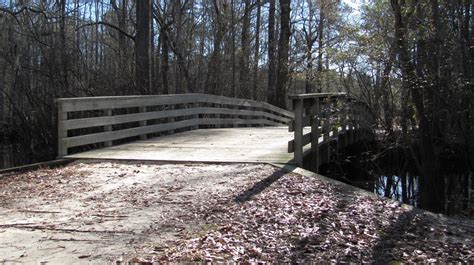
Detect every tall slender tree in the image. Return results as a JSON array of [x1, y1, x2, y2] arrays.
[[136, 0, 152, 94], [275, 0, 291, 108], [267, 0, 277, 104]]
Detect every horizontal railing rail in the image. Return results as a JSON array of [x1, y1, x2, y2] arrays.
[[56, 93, 293, 157], [288, 92, 375, 168]]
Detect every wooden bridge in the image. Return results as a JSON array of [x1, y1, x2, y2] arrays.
[[56, 93, 374, 171]]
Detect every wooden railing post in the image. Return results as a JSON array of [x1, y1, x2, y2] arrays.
[[57, 102, 68, 157], [192, 102, 199, 130], [104, 109, 113, 147], [310, 98, 320, 172], [168, 105, 175, 134], [287, 92, 373, 168], [139, 107, 147, 140], [356, 103, 361, 142], [325, 98, 331, 163], [233, 105, 238, 128], [331, 97, 339, 137], [260, 106, 266, 127], [322, 98, 330, 141], [293, 98, 304, 167], [349, 100, 355, 144], [342, 97, 349, 146], [216, 103, 222, 128]]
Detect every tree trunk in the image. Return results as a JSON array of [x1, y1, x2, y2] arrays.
[[381, 49, 395, 134], [275, 0, 291, 109], [172, 0, 184, 94], [59, 0, 68, 95], [252, 0, 261, 100], [205, 0, 225, 95], [267, 0, 277, 104], [316, 1, 325, 93], [461, 1, 474, 176], [239, 0, 251, 99], [230, 0, 236, 97], [160, 27, 169, 94], [304, 0, 316, 94], [390, 0, 442, 212], [135, 0, 152, 94]]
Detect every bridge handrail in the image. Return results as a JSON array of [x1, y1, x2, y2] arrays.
[[288, 92, 375, 167], [56, 93, 293, 157]]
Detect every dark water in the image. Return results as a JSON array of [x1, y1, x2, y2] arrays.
[[318, 141, 473, 218], [373, 175, 419, 207]]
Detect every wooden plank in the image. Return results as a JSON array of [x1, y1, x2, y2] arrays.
[[63, 107, 290, 130], [66, 127, 297, 164], [260, 102, 294, 118], [288, 92, 347, 99], [62, 107, 196, 130], [64, 119, 199, 148], [58, 93, 199, 112], [288, 132, 311, 153], [64, 117, 285, 149], [199, 118, 281, 127], [57, 93, 292, 121], [199, 94, 293, 119], [289, 115, 311, 132]]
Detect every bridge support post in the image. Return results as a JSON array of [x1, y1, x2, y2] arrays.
[[332, 97, 340, 152], [139, 107, 147, 140], [57, 102, 68, 157], [293, 99, 303, 167], [349, 101, 356, 144], [233, 105, 238, 128], [341, 97, 348, 148], [104, 109, 113, 147], [192, 102, 199, 130], [168, 105, 175, 134], [310, 99, 320, 172], [323, 99, 331, 164]]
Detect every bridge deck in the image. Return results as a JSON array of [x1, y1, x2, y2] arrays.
[[66, 127, 309, 164]]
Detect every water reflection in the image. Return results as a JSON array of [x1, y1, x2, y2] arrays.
[[374, 175, 419, 207]]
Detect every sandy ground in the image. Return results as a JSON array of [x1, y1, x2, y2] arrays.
[[0, 161, 272, 264], [0, 161, 472, 263]]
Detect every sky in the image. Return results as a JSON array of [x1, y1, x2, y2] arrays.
[[342, 0, 365, 9], [342, 0, 364, 22]]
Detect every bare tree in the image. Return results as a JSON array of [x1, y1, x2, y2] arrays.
[[275, 0, 291, 108], [136, 0, 152, 94]]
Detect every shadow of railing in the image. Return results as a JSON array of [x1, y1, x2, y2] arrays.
[[234, 166, 292, 203]]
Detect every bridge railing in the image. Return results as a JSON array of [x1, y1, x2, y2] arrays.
[[288, 93, 375, 168], [56, 93, 293, 157]]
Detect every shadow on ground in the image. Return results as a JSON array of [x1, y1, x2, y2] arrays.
[[234, 167, 288, 202]]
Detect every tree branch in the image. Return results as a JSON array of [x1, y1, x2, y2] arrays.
[[76, 21, 135, 42]]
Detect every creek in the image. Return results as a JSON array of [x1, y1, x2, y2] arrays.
[[318, 140, 473, 218]]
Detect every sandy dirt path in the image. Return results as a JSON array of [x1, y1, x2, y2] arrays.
[[1, 160, 472, 263], [0, 161, 272, 264]]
